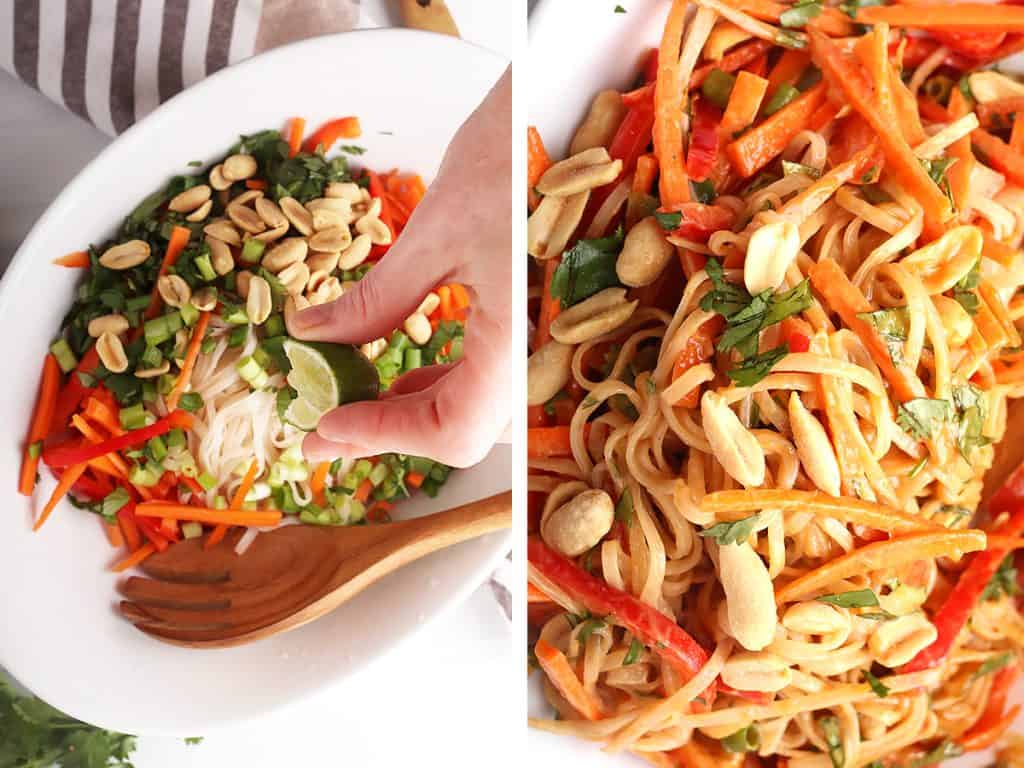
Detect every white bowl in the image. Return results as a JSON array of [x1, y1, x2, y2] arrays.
[[528, 2, 1019, 766], [0, 28, 510, 735]]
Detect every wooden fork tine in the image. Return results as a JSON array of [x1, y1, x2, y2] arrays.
[[119, 576, 232, 612]]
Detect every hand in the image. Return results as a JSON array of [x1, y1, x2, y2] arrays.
[[287, 67, 512, 468]]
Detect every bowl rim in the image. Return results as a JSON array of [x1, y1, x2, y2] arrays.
[[1, 27, 512, 734]]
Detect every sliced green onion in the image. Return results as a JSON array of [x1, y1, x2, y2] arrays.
[[197, 471, 218, 491], [144, 311, 184, 346], [119, 403, 149, 430], [389, 332, 411, 353], [701, 68, 736, 110], [227, 325, 249, 348], [763, 83, 800, 116], [140, 346, 163, 369], [179, 301, 200, 327], [264, 314, 285, 338], [28, 441, 42, 459], [194, 253, 217, 281], [50, 338, 78, 373], [213, 495, 228, 510], [403, 348, 423, 371], [407, 456, 435, 475], [236, 355, 269, 389], [252, 347, 272, 369], [200, 336, 217, 355], [779, 0, 822, 28], [142, 380, 157, 403], [221, 304, 250, 325], [241, 239, 265, 264], [147, 435, 168, 462], [177, 392, 204, 412], [100, 487, 132, 520], [181, 521, 204, 539], [721, 725, 760, 753], [166, 428, 186, 449], [128, 463, 162, 487]]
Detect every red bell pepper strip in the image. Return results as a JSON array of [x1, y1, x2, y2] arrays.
[[662, 202, 737, 243], [686, 98, 721, 183], [931, 29, 1006, 58], [136, 516, 172, 552], [642, 48, 659, 84], [50, 346, 99, 433], [73, 472, 114, 502], [690, 39, 774, 89], [902, 503, 1024, 672], [529, 536, 715, 696], [302, 116, 361, 154], [43, 410, 194, 468], [960, 663, 1021, 751]]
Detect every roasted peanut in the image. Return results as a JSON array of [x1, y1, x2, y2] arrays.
[[702, 391, 766, 487], [616, 216, 675, 287], [168, 184, 212, 213], [96, 332, 128, 373], [549, 287, 638, 345], [540, 489, 614, 557], [88, 314, 129, 338], [528, 341, 574, 406], [721, 651, 792, 692], [745, 220, 800, 294], [718, 541, 778, 651], [157, 274, 192, 308], [99, 240, 150, 270], [536, 148, 623, 197], [868, 613, 937, 668], [788, 393, 841, 497], [569, 90, 627, 156]]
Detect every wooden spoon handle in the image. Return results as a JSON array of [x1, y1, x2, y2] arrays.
[[399, 0, 460, 37], [386, 490, 512, 562]]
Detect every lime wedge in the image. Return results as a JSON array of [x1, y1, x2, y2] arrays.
[[282, 340, 380, 430]]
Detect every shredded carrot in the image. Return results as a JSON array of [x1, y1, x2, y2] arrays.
[[111, 543, 156, 573], [287, 117, 305, 158], [166, 311, 211, 411], [776, 529, 987, 604], [527, 126, 553, 210], [671, 315, 724, 409], [52, 251, 90, 268], [354, 479, 374, 503], [856, 3, 1024, 31], [702, 490, 942, 534], [972, 128, 1024, 187], [535, 638, 605, 720], [730, 0, 853, 35], [809, 29, 952, 235], [1011, 114, 1024, 153], [19, 354, 61, 496], [104, 520, 124, 548], [765, 50, 809, 105], [144, 226, 192, 320], [726, 81, 827, 178], [946, 86, 975, 213], [136, 502, 281, 528], [721, 71, 769, 137], [406, 471, 425, 489], [633, 154, 659, 194], [528, 426, 574, 459], [83, 396, 124, 436], [34, 462, 88, 531], [205, 459, 259, 549], [653, 0, 691, 207], [809, 259, 920, 403], [854, 25, 897, 129], [245, 179, 268, 190], [311, 462, 330, 507]]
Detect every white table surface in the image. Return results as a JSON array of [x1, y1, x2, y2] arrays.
[[0, 2, 521, 765]]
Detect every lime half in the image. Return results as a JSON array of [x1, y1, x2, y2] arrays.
[[282, 340, 380, 430]]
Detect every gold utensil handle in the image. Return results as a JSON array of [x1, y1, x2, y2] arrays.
[[399, 0, 461, 37]]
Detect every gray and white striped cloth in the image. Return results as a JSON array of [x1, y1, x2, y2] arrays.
[[1, 0, 361, 135]]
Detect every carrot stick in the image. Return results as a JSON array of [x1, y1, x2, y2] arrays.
[[111, 543, 156, 573], [205, 459, 259, 549], [118, 505, 141, 552], [406, 471, 425, 489], [34, 462, 88, 531], [287, 117, 305, 158], [809, 259, 919, 403], [730, 0, 853, 35], [52, 251, 90, 268], [1011, 115, 1024, 153], [311, 461, 330, 507], [450, 283, 470, 310], [534, 258, 561, 348], [721, 71, 769, 135], [702, 490, 942, 534], [726, 81, 828, 177], [809, 29, 952, 234], [775, 529, 987, 604], [633, 154, 659, 194], [83, 396, 125, 436], [765, 50, 809, 105], [946, 86, 975, 214], [144, 226, 192, 321], [19, 354, 61, 496], [654, 0, 691, 207], [528, 426, 574, 459], [534, 638, 604, 720], [245, 179, 268, 190], [856, 3, 1024, 31], [166, 311, 211, 411], [972, 128, 1024, 186], [854, 25, 897, 127], [104, 520, 124, 548], [136, 502, 281, 528], [527, 126, 552, 210]]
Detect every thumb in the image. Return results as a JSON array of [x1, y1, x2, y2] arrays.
[[286, 240, 450, 344]]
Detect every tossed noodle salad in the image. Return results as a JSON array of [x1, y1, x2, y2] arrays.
[[528, 2, 1024, 766], [22, 116, 468, 571]]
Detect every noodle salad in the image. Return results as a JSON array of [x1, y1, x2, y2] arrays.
[[22, 116, 468, 572], [528, 3, 1024, 766]]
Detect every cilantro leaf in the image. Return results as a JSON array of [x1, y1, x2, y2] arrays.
[[857, 307, 909, 364], [550, 228, 625, 308], [953, 384, 991, 459], [615, 489, 634, 527], [896, 398, 952, 440], [623, 638, 643, 665], [727, 344, 789, 386], [700, 515, 759, 545], [983, 555, 1019, 602], [953, 259, 980, 315], [816, 588, 882, 609]]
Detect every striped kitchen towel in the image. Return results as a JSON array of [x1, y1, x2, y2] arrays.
[[0, 0, 361, 135]]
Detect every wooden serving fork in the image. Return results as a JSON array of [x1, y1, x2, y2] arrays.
[[118, 491, 511, 647]]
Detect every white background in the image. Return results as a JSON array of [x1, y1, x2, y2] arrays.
[[0, 2, 521, 766]]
